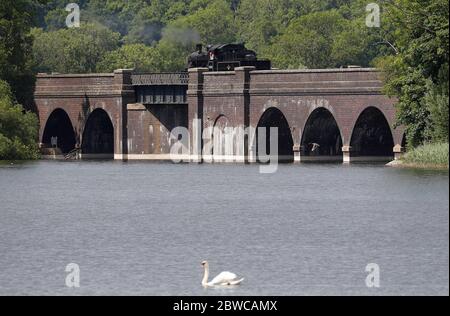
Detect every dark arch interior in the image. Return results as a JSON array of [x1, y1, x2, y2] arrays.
[[256, 108, 294, 163], [301, 108, 343, 157], [42, 109, 76, 154], [350, 107, 394, 157], [81, 109, 114, 156]]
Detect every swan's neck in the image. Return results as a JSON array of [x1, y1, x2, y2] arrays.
[[202, 265, 209, 286]]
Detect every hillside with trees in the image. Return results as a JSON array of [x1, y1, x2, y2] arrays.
[[1, 0, 42, 160], [0, 0, 448, 160], [31, 0, 393, 73]]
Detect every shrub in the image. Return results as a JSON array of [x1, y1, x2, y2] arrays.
[[0, 80, 39, 160]]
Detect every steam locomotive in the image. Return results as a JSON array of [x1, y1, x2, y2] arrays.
[[187, 43, 271, 71]]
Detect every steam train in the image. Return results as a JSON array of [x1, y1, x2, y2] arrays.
[[187, 43, 271, 71]]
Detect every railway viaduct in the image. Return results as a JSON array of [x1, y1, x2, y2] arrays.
[[34, 67, 405, 163]]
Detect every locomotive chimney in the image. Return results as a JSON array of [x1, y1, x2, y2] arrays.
[[196, 44, 203, 53]]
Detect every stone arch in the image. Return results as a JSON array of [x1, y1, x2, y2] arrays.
[[300, 107, 343, 161], [42, 108, 76, 154], [256, 107, 294, 163], [81, 108, 114, 158], [350, 106, 395, 157]]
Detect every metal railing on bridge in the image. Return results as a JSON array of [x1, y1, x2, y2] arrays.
[[131, 72, 189, 86], [131, 72, 189, 105]]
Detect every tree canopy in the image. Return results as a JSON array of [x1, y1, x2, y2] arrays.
[[32, 23, 121, 73], [376, 0, 449, 147], [0, 0, 42, 107], [0, 80, 39, 160], [31, 0, 397, 73], [1, 0, 42, 160]]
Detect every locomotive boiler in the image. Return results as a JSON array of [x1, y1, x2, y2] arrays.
[[187, 43, 271, 71]]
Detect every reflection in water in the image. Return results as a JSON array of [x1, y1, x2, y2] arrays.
[[0, 161, 448, 295]]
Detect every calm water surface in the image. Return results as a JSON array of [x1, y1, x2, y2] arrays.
[[0, 161, 448, 295]]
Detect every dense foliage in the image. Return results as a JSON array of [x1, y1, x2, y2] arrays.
[[0, 80, 39, 160], [32, 23, 121, 73], [31, 0, 392, 73], [377, 0, 449, 147], [1, 0, 42, 160], [0, 0, 41, 107]]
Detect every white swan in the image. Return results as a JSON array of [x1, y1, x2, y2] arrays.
[[201, 261, 244, 287]]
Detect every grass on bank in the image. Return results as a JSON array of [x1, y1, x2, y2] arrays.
[[401, 143, 449, 169]]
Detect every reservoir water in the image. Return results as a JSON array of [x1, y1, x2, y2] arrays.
[[0, 161, 448, 295]]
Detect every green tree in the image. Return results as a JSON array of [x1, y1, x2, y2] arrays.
[[0, 0, 41, 108], [0, 80, 39, 160], [151, 23, 199, 72], [377, 0, 449, 147], [83, 0, 142, 35], [97, 44, 162, 72], [121, 0, 180, 44], [35, 0, 87, 29], [43, 7, 67, 30], [123, 10, 164, 45], [424, 66, 449, 143], [235, 0, 330, 54], [267, 10, 348, 69], [175, 0, 237, 44], [32, 23, 121, 73]]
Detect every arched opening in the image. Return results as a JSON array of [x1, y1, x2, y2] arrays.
[[301, 108, 343, 161], [350, 107, 394, 157], [42, 109, 76, 154], [256, 107, 294, 163], [81, 109, 114, 158]]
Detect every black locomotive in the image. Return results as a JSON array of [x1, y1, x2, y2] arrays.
[[187, 43, 271, 71]]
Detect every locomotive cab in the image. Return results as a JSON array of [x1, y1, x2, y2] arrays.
[[187, 43, 271, 71]]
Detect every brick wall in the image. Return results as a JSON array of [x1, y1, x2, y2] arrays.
[[35, 67, 404, 161], [35, 70, 134, 157], [189, 67, 404, 161]]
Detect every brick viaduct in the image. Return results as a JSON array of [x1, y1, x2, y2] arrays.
[[34, 67, 406, 163]]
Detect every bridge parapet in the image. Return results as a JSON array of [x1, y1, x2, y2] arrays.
[[131, 72, 189, 86], [249, 68, 383, 95], [35, 70, 135, 98]]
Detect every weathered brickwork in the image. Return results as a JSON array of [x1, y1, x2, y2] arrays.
[[126, 103, 187, 158], [188, 67, 404, 162], [35, 67, 404, 162], [35, 70, 134, 158]]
